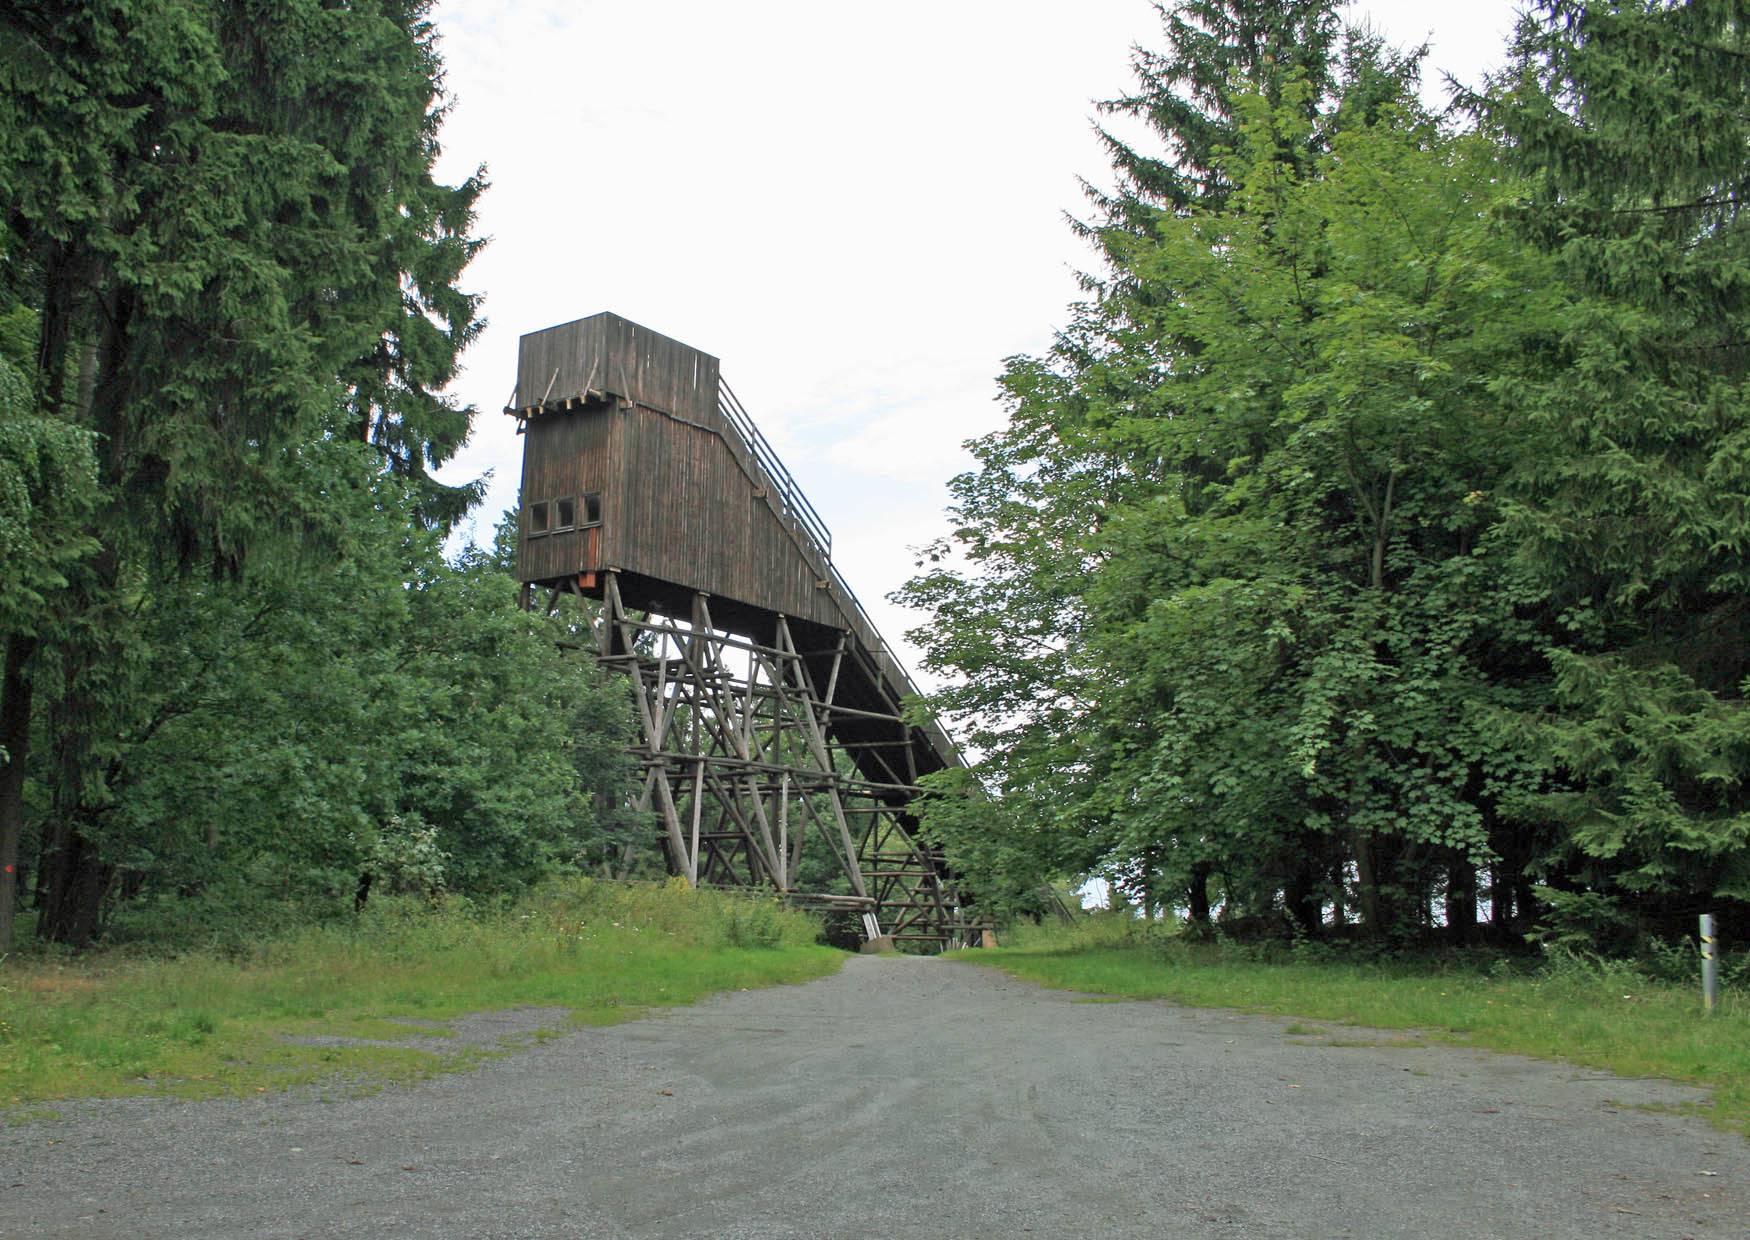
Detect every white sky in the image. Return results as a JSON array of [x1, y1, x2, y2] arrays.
[[431, 0, 1523, 680]]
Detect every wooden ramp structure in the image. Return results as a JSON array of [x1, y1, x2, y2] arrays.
[[508, 312, 978, 949]]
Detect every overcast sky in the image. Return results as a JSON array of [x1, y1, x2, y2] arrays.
[[430, 0, 1524, 680]]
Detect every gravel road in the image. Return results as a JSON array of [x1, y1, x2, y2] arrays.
[[3, 956, 1745, 1239]]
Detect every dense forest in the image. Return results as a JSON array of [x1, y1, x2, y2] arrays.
[[0, 0, 644, 951], [902, 0, 1750, 951]]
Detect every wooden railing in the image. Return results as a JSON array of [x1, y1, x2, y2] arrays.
[[717, 379, 834, 558], [715, 378, 961, 769]]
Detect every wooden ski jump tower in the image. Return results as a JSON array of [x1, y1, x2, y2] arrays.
[[509, 312, 977, 948]]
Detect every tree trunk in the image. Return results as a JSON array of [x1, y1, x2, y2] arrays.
[[1485, 861, 1511, 939], [1138, 845, 1169, 921], [32, 241, 79, 416], [37, 546, 119, 949], [37, 285, 132, 948], [37, 613, 113, 947], [1514, 871, 1539, 938], [1351, 828, 1380, 934], [1187, 861, 1212, 928], [1376, 836, 1412, 939], [0, 634, 36, 954], [1347, 467, 1399, 939], [1284, 860, 1321, 936], [37, 826, 109, 947], [1446, 855, 1477, 945]]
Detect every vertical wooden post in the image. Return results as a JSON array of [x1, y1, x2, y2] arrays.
[[777, 772, 790, 891], [688, 758, 704, 885], [533, 578, 972, 947]]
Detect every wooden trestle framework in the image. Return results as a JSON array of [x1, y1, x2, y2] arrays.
[[513, 313, 980, 949]]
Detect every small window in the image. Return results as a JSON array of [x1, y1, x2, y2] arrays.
[[554, 497, 576, 531], [527, 501, 550, 536], [582, 493, 602, 526]]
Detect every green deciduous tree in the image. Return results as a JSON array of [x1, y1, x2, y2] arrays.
[[900, 0, 1363, 922], [1085, 84, 1559, 938], [76, 462, 638, 943], [908, 0, 1750, 949]]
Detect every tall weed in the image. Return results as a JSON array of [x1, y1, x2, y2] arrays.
[[1001, 910, 1167, 952], [519, 876, 819, 951]]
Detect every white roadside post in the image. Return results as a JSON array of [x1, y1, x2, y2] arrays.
[[1700, 913, 1717, 1014]]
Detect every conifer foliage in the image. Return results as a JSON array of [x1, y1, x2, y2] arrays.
[[1484, 0, 1750, 937], [0, 2, 638, 949]]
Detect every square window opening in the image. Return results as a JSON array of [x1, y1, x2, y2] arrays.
[[527, 501, 550, 536], [583, 493, 602, 525], [554, 497, 576, 531]]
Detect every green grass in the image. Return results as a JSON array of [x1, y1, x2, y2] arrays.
[[951, 918, 1750, 1136], [0, 878, 842, 1111]]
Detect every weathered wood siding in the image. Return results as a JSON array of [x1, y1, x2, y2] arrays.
[[514, 404, 611, 584], [606, 404, 841, 628], [513, 312, 838, 627], [515, 312, 719, 420], [512, 310, 962, 775]]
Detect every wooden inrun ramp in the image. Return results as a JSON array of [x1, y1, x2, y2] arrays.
[[508, 312, 976, 947]]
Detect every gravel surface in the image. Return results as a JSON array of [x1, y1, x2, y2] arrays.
[[3, 956, 1745, 1239]]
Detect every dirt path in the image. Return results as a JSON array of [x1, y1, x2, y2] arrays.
[[4, 956, 1745, 1238]]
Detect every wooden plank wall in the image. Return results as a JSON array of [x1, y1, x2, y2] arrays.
[[510, 311, 960, 772], [607, 405, 841, 628], [515, 312, 720, 421], [513, 388, 840, 631], [515, 406, 613, 583], [512, 311, 843, 626]]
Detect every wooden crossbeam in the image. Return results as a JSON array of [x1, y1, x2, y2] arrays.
[[557, 572, 974, 947]]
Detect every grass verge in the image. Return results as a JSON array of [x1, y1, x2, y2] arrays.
[[0, 878, 841, 1111], [950, 918, 1750, 1137]]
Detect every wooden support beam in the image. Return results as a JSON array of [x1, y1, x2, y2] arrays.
[[555, 578, 969, 947]]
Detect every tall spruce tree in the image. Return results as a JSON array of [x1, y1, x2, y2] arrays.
[[74, 467, 639, 943], [1484, 0, 1750, 939], [1089, 0, 1342, 233], [0, 349, 94, 951], [0, 0, 484, 944]]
